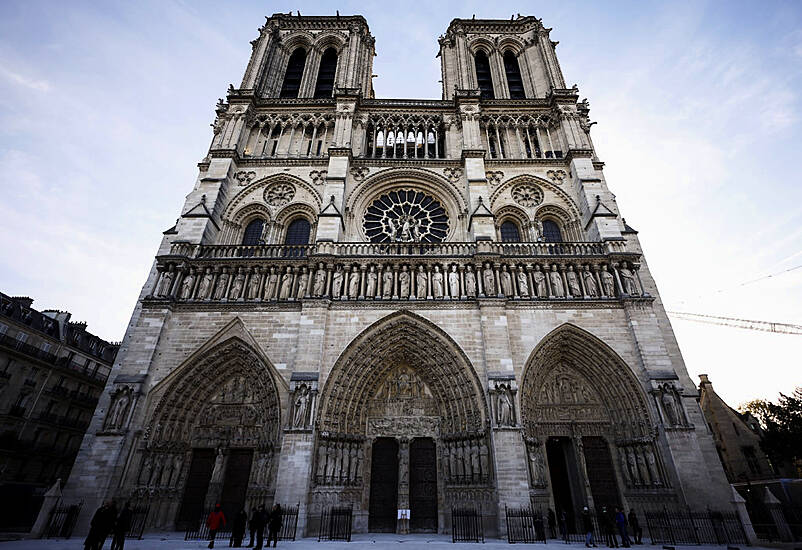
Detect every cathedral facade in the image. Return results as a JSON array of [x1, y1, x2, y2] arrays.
[[64, 14, 733, 536]]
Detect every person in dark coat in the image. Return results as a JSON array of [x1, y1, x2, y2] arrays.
[[85, 501, 117, 550], [547, 509, 556, 539], [254, 505, 267, 550], [110, 502, 132, 550], [558, 509, 568, 541], [266, 504, 283, 548], [615, 507, 630, 547], [627, 509, 642, 545], [207, 503, 226, 549], [231, 508, 247, 547], [247, 507, 260, 547], [582, 506, 597, 547], [600, 506, 618, 548]]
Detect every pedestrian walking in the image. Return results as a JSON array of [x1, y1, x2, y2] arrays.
[[110, 502, 132, 550], [207, 503, 226, 549], [628, 509, 642, 544], [615, 507, 631, 547], [84, 501, 117, 550], [558, 509, 568, 542], [548, 508, 556, 539], [600, 506, 618, 548], [231, 508, 247, 547], [266, 504, 283, 548], [582, 507, 597, 547], [254, 505, 267, 550], [247, 507, 259, 547]]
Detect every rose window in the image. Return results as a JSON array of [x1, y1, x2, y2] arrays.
[[363, 188, 449, 243], [511, 183, 543, 208]]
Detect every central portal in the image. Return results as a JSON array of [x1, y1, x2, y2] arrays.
[[368, 438, 399, 532]]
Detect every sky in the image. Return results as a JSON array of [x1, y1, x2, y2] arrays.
[[0, 0, 800, 408]]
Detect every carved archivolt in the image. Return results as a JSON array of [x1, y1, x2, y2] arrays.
[[490, 174, 580, 216], [223, 173, 322, 222]]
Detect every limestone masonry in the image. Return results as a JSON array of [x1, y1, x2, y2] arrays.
[[63, 13, 733, 537]]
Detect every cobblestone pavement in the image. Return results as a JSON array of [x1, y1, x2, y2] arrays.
[[0, 533, 766, 550]]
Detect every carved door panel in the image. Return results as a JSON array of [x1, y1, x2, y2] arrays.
[[177, 449, 215, 528], [220, 449, 254, 522], [410, 438, 437, 532], [369, 438, 399, 532], [582, 436, 621, 510]]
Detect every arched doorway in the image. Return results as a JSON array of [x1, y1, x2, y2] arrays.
[[312, 311, 492, 533], [124, 337, 282, 529], [520, 325, 671, 530]]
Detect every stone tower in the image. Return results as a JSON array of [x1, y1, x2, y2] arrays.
[[64, 13, 733, 537]]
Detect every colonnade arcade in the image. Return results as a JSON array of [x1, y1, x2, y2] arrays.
[[520, 324, 674, 529]]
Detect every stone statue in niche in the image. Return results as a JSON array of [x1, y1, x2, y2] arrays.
[[496, 385, 515, 426], [197, 268, 213, 300], [500, 265, 513, 297], [432, 265, 444, 298], [210, 448, 225, 483], [600, 265, 615, 297], [549, 265, 565, 297], [293, 385, 311, 428], [265, 267, 278, 300], [448, 265, 460, 297], [247, 270, 261, 300], [566, 265, 581, 297], [366, 266, 377, 297], [348, 266, 360, 298], [483, 263, 496, 296], [229, 269, 245, 299], [104, 389, 131, 431], [517, 266, 529, 297], [213, 271, 229, 300], [399, 266, 410, 298], [533, 265, 547, 297], [658, 384, 686, 426], [279, 267, 293, 300], [313, 265, 327, 297], [331, 266, 343, 299], [296, 267, 308, 299], [382, 266, 394, 298], [156, 266, 174, 297], [179, 270, 195, 299], [619, 261, 639, 295], [583, 265, 598, 297], [415, 265, 427, 298], [464, 265, 477, 297], [527, 442, 546, 487]]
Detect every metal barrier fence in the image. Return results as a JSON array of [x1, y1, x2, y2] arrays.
[[644, 508, 747, 545], [505, 506, 546, 543], [317, 506, 353, 542], [44, 501, 83, 539], [452, 506, 484, 543], [126, 503, 150, 539], [278, 504, 300, 541]]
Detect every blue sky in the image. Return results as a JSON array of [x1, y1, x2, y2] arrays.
[[0, 1, 800, 406]]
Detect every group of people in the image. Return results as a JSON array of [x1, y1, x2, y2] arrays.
[[206, 503, 284, 549], [581, 506, 643, 548], [83, 501, 133, 550]]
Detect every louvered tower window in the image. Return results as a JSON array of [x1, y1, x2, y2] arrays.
[[314, 48, 338, 98], [504, 51, 525, 99], [280, 48, 307, 98], [474, 51, 494, 99]]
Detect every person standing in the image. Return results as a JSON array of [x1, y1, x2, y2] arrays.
[[558, 509, 568, 542], [254, 505, 267, 550], [207, 504, 226, 549], [247, 507, 259, 547], [628, 509, 642, 545], [110, 502, 132, 550], [600, 506, 618, 548], [615, 507, 631, 547], [84, 501, 116, 550], [547, 509, 556, 539], [266, 504, 283, 548], [582, 507, 597, 547], [231, 508, 247, 547]]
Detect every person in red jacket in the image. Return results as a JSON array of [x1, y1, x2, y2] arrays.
[[206, 504, 226, 549]]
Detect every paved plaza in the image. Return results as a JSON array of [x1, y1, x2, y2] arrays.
[[0, 534, 770, 550]]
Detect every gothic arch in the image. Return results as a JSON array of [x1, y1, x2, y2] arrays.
[[466, 36, 496, 55], [317, 311, 489, 436], [280, 32, 314, 54], [223, 173, 322, 220], [520, 323, 652, 439], [490, 174, 580, 216], [497, 36, 526, 55], [312, 32, 347, 53], [494, 205, 531, 241]]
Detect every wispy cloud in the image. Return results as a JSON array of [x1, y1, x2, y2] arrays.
[[0, 63, 50, 92]]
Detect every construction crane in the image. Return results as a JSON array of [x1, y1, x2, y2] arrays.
[[667, 311, 802, 336]]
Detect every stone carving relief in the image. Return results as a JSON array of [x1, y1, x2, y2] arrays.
[[533, 365, 606, 423], [485, 170, 504, 186], [264, 182, 296, 207], [443, 167, 463, 183], [546, 169, 567, 185], [618, 261, 640, 296], [442, 433, 492, 485], [653, 383, 688, 428], [524, 437, 547, 488], [103, 386, 134, 432], [315, 435, 364, 486], [288, 377, 317, 431], [369, 365, 438, 419], [235, 170, 257, 186], [511, 183, 544, 208], [489, 378, 517, 427], [309, 170, 328, 186], [349, 166, 369, 182], [617, 442, 666, 488]]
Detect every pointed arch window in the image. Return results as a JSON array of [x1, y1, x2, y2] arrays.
[[242, 218, 266, 245], [284, 218, 311, 245], [314, 48, 338, 99], [542, 220, 563, 242], [500, 220, 522, 242], [280, 48, 307, 98], [474, 51, 494, 99], [504, 51, 525, 99]]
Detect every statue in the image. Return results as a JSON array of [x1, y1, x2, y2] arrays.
[[533, 265, 547, 297], [278, 267, 293, 300], [500, 265, 513, 297], [660, 386, 681, 426], [366, 266, 377, 297], [213, 271, 229, 300], [348, 266, 360, 298], [197, 268, 213, 299], [399, 266, 410, 298], [210, 448, 225, 483], [448, 264, 460, 297], [331, 266, 343, 299], [247, 270, 261, 300], [497, 387, 514, 426], [295, 267, 308, 299], [549, 265, 565, 297], [536, 219, 544, 241], [619, 261, 639, 295], [105, 391, 130, 430], [415, 265, 427, 298], [179, 270, 195, 299], [517, 266, 529, 297], [482, 263, 496, 296], [600, 265, 615, 297], [156, 267, 174, 297], [583, 265, 598, 297], [229, 269, 245, 299], [382, 266, 394, 298], [265, 267, 278, 300], [566, 265, 581, 297], [400, 216, 413, 242], [313, 265, 327, 297], [387, 218, 397, 241], [528, 444, 545, 486], [431, 265, 444, 298], [293, 386, 310, 428], [464, 265, 477, 297]]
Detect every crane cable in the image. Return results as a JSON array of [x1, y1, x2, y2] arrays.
[[666, 311, 802, 336]]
